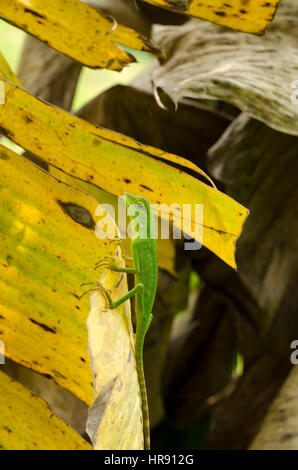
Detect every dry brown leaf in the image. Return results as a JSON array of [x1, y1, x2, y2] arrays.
[[152, 1, 298, 135]]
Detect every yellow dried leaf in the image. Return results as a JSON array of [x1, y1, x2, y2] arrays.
[[0, 80, 248, 268], [0, 0, 157, 70], [0, 371, 92, 450], [86, 251, 144, 450], [0, 145, 118, 404], [142, 0, 280, 33]]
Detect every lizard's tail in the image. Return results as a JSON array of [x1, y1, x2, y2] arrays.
[[136, 356, 150, 450]]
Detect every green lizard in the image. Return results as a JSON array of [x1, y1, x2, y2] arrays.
[[97, 192, 158, 450]]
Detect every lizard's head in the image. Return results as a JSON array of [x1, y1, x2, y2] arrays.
[[124, 193, 155, 240]]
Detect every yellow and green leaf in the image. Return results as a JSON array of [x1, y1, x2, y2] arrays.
[[141, 0, 280, 33], [0, 144, 119, 404], [0, 80, 249, 269], [0, 371, 92, 450], [0, 0, 157, 70]]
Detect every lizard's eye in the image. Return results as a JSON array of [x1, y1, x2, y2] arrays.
[[136, 202, 146, 211]]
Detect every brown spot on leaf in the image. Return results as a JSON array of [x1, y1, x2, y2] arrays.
[[57, 200, 95, 229], [140, 184, 153, 192], [24, 8, 45, 19], [29, 318, 56, 334]]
